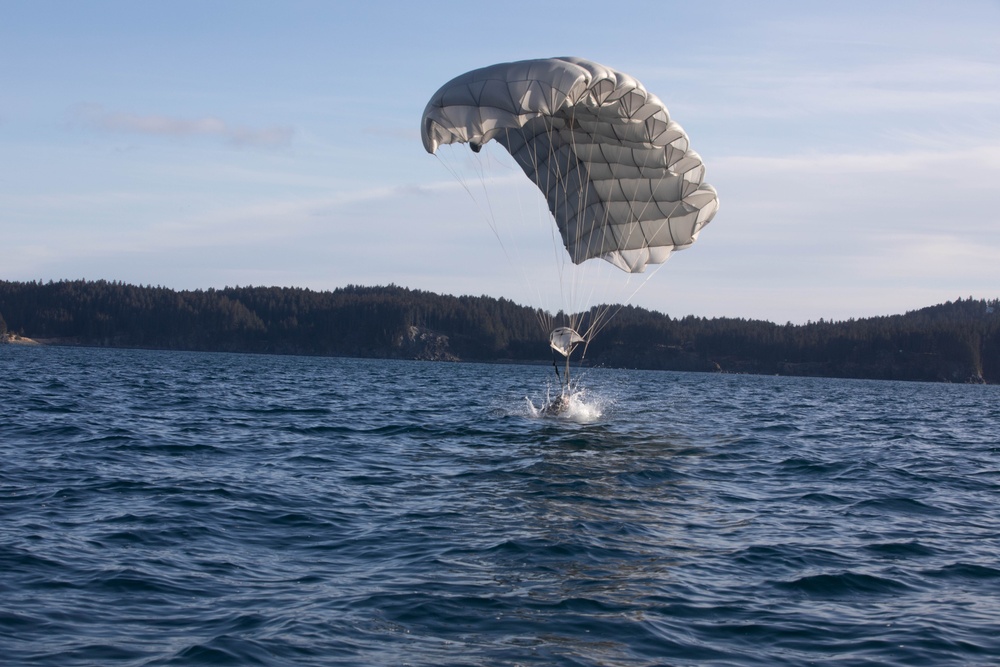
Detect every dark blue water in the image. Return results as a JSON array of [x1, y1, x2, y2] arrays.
[[2, 345, 999, 666]]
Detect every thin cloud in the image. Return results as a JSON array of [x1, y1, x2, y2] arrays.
[[715, 142, 1000, 176], [650, 53, 1000, 122], [858, 233, 1000, 282], [76, 104, 294, 148]]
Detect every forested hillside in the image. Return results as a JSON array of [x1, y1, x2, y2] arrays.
[[2, 280, 998, 383]]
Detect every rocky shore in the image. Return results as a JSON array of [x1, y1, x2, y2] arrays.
[[1, 333, 40, 345]]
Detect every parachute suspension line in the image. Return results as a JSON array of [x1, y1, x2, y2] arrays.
[[435, 150, 536, 316], [483, 136, 552, 334], [552, 114, 582, 333], [555, 114, 585, 334], [575, 91, 681, 347], [506, 114, 597, 350], [538, 119, 565, 320], [583, 260, 670, 347], [446, 146, 557, 338], [439, 138, 551, 337], [551, 110, 676, 340], [504, 124, 556, 336], [557, 107, 600, 341], [572, 99, 622, 347], [432, 151, 509, 263], [511, 121, 567, 337], [472, 146, 522, 270], [545, 104, 629, 347]]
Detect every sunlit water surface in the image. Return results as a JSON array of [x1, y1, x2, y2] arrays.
[[2, 345, 998, 666]]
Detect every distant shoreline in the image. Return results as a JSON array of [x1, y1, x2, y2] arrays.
[[2, 280, 997, 384], [1, 333, 40, 346]]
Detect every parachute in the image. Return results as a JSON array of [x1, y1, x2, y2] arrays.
[[421, 57, 717, 395], [421, 57, 718, 275]]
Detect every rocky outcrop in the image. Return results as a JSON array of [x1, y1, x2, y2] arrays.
[[0, 333, 40, 345], [399, 326, 459, 362]]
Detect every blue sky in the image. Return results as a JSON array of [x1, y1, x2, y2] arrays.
[[2, 0, 998, 323]]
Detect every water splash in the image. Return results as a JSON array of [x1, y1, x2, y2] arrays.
[[525, 381, 606, 423]]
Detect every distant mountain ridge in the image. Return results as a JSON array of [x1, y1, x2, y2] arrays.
[[2, 280, 998, 384]]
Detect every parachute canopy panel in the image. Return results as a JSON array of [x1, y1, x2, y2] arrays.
[[421, 57, 718, 274]]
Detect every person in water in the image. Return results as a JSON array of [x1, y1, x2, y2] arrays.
[[544, 392, 568, 415]]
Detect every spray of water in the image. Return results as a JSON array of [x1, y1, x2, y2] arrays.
[[525, 379, 608, 424]]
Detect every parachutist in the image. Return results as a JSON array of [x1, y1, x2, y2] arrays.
[[542, 392, 569, 416]]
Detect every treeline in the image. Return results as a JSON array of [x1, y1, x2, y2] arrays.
[[0, 281, 540, 360], [1, 279, 998, 383]]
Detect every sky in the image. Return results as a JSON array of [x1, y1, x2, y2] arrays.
[[2, 0, 998, 324]]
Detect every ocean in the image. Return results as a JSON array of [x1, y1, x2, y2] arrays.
[[2, 344, 998, 666]]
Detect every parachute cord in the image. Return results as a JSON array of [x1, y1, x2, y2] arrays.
[[434, 144, 551, 337], [580, 260, 670, 345], [432, 152, 506, 254]]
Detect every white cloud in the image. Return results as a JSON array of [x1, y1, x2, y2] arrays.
[[75, 105, 294, 148], [716, 142, 1000, 177], [652, 52, 1000, 123], [855, 233, 1000, 282]]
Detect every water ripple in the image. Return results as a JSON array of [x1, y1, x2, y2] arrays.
[[1, 346, 999, 665]]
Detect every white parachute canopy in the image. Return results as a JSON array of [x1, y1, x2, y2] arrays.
[[421, 57, 718, 275]]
